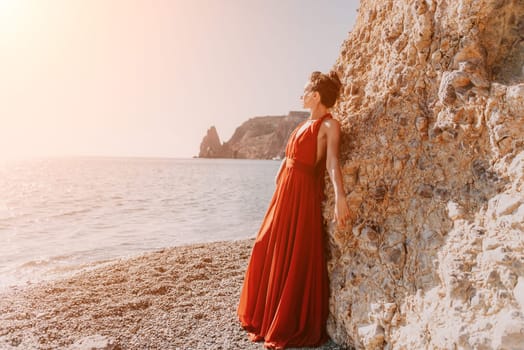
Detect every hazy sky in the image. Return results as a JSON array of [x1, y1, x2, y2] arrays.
[[0, 0, 358, 159]]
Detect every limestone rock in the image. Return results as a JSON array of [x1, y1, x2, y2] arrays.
[[507, 84, 524, 117], [357, 323, 384, 350], [68, 335, 120, 350], [514, 277, 524, 312], [325, 0, 524, 349]]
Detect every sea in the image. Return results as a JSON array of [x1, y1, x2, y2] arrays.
[[0, 156, 280, 291]]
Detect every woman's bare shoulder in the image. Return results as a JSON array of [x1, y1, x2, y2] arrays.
[[324, 117, 340, 127], [321, 117, 341, 135]]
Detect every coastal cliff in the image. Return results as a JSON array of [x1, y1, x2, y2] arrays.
[[198, 111, 308, 159], [325, 0, 524, 349]]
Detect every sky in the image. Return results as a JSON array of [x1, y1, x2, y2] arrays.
[[0, 0, 358, 159]]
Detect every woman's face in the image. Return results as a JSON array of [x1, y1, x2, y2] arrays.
[[300, 82, 317, 109]]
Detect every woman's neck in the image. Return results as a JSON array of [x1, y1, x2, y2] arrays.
[[308, 105, 329, 120]]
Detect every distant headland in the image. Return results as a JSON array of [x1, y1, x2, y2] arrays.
[[198, 111, 308, 159]]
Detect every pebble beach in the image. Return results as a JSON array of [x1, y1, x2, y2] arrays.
[[0, 239, 347, 350]]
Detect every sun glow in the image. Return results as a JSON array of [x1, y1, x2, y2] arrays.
[[0, 0, 24, 26], [0, 0, 31, 43]]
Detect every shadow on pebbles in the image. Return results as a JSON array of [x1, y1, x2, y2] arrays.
[[0, 239, 348, 350]]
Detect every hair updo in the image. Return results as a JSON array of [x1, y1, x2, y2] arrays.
[[309, 71, 342, 108]]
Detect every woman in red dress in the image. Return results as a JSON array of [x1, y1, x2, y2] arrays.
[[237, 71, 351, 349]]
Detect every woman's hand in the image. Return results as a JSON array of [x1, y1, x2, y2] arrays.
[[274, 173, 281, 185], [275, 157, 286, 185], [334, 197, 351, 228]]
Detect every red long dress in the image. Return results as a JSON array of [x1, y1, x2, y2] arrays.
[[237, 113, 332, 349]]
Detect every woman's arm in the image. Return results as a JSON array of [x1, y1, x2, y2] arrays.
[[324, 119, 350, 227], [275, 157, 287, 184]]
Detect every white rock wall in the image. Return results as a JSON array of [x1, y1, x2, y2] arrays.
[[325, 1, 524, 349]]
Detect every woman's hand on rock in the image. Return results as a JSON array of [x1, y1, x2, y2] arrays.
[[334, 197, 351, 228]]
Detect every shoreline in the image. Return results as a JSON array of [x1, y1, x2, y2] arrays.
[[0, 236, 259, 294], [0, 239, 345, 350]]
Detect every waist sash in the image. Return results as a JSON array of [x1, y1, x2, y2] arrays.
[[286, 158, 318, 177]]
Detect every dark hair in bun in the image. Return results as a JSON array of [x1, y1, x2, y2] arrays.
[[309, 70, 342, 108]]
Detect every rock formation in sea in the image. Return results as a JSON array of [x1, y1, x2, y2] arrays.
[[324, 0, 524, 349], [198, 111, 308, 159], [199, 126, 224, 158]]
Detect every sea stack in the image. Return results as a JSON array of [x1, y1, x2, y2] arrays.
[[199, 126, 225, 158]]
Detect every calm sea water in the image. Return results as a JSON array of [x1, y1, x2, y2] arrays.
[[0, 157, 279, 290]]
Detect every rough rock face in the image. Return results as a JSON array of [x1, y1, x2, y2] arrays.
[[199, 126, 224, 158], [198, 111, 307, 159], [324, 1, 524, 349]]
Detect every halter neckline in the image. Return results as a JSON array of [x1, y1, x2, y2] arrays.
[[307, 112, 331, 121]]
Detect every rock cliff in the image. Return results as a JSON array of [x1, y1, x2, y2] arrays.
[[325, 0, 524, 349], [199, 126, 223, 158], [198, 111, 308, 159]]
